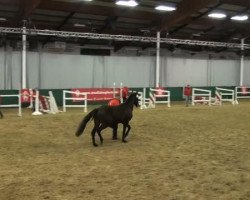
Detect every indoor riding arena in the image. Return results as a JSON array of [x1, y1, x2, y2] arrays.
[[0, 0, 250, 200]]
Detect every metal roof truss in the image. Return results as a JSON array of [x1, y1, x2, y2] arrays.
[[0, 27, 249, 49]]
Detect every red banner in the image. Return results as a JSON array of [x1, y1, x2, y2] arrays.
[[71, 88, 119, 102]]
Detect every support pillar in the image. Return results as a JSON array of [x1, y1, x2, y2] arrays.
[[240, 38, 245, 86], [22, 25, 27, 89], [156, 31, 160, 87]]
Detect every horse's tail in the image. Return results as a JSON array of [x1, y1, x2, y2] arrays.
[[75, 108, 98, 137]]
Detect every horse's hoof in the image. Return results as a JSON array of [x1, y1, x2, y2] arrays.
[[93, 144, 98, 147], [122, 140, 127, 143], [112, 137, 118, 140]]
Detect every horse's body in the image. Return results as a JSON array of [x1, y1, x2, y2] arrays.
[[75, 92, 139, 146]]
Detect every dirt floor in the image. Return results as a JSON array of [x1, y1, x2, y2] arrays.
[[0, 101, 249, 200]]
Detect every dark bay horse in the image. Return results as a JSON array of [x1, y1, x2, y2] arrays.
[[75, 92, 139, 146]]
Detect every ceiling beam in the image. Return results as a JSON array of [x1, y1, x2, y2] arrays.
[[18, 0, 41, 20], [218, 26, 250, 41], [0, 0, 19, 6], [159, 0, 219, 31], [56, 1, 88, 30], [192, 6, 250, 38], [169, 2, 222, 35], [98, 16, 119, 33], [43, 1, 87, 45], [190, 18, 250, 41], [39, 0, 161, 21], [220, 0, 250, 7], [192, 17, 250, 29]]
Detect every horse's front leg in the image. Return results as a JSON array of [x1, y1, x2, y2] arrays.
[[125, 124, 131, 138], [112, 124, 118, 140], [122, 123, 131, 143]]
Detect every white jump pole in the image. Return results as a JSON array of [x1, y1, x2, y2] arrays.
[[48, 91, 59, 114], [27, 89, 34, 108], [32, 90, 42, 115], [18, 90, 22, 116], [143, 87, 146, 107]]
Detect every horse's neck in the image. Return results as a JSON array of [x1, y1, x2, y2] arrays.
[[124, 97, 134, 109]]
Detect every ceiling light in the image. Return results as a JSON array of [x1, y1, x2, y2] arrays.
[[74, 23, 86, 27], [155, 5, 176, 11], [116, 0, 138, 7], [231, 15, 248, 21], [208, 12, 226, 19], [0, 17, 7, 21]]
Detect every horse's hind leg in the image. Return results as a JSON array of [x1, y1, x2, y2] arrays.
[[97, 123, 108, 144], [112, 124, 118, 140], [96, 131, 103, 144], [0, 111, 3, 118], [91, 125, 99, 147]]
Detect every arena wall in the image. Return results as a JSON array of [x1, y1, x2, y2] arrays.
[[0, 49, 249, 89]]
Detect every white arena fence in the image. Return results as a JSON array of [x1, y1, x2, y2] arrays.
[[67, 83, 124, 109], [139, 88, 147, 109], [145, 88, 171, 108], [192, 88, 211, 106], [235, 86, 250, 104], [63, 90, 87, 112], [131, 89, 146, 109], [213, 87, 235, 105], [63, 84, 124, 112], [0, 91, 22, 116], [135, 88, 171, 109]]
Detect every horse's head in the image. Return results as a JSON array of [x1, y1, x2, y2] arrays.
[[125, 92, 139, 108], [132, 92, 140, 107]]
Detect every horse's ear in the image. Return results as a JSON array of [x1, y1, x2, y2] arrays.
[[134, 92, 139, 98], [133, 91, 138, 96]]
